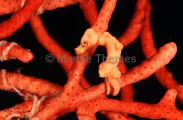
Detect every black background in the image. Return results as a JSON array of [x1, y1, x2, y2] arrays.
[[0, 0, 182, 119]]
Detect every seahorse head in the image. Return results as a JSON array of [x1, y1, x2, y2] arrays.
[[75, 28, 98, 54]]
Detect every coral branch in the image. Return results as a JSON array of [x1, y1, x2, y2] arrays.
[[140, 0, 183, 104], [0, 40, 34, 63], [76, 89, 183, 120], [0, 0, 87, 15], [0, 0, 44, 39], [0, 100, 33, 119], [104, 112, 134, 120], [118, 0, 147, 47], [0, 95, 46, 119], [119, 42, 177, 88], [120, 84, 134, 101], [0, 71, 62, 97], [79, 0, 98, 26], [91, 0, 117, 32], [31, 83, 105, 119]]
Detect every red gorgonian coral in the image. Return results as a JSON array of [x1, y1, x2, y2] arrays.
[[0, 0, 182, 119]]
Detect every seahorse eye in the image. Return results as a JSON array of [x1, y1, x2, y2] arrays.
[[83, 41, 88, 45]]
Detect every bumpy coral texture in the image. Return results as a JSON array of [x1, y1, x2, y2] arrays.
[[0, 0, 181, 119]]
